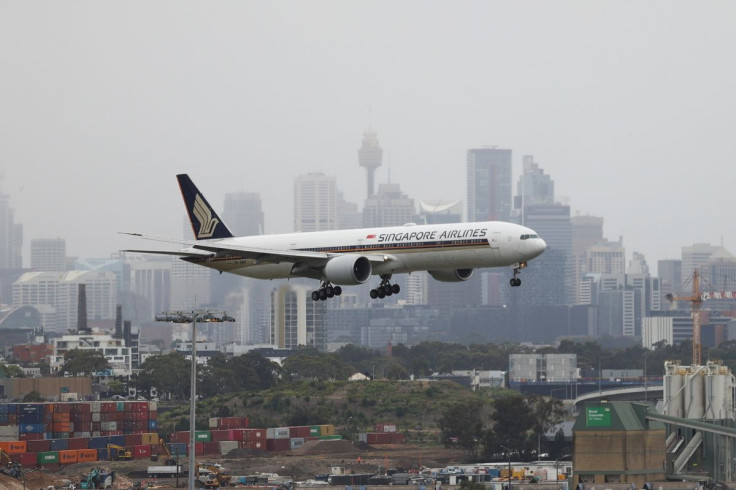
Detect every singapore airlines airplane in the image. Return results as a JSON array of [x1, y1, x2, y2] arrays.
[[124, 174, 546, 301]]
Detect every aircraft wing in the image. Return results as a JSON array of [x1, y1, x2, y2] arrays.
[[192, 242, 392, 266], [123, 249, 213, 258]]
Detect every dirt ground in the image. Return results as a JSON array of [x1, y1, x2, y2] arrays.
[[1, 440, 468, 489]]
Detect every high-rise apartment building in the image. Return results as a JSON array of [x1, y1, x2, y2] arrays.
[[362, 183, 415, 228], [467, 147, 512, 222], [294, 173, 337, 232], [223, 192, 264, 236], [0, 191, 22, 269], [572, 215, 604, 304], [31, 238, 67, 272], [514, 155, 554, 208], [270, 284, 327, 350]]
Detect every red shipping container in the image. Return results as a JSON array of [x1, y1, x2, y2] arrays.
[[100, 402, 116, 413], [19, 432, 44, 441], [68, 438, 89, 450], [77, 449, 97, 462], [241, 429, 266, 442], [8, 414, 18, 425], [52, 413, 71, 423], [148, 411, 158, 421], [74, 422, 92, 432], [266, 439, 290, 452], [289, 426, 311, 438], [133, 445, 151, 459], [53, 403, 70, 413], [27, 439, 51, 452], [239, 440, 264, 450], [186, 442, 205, 456], [171, 432, 188, 444], [202, 442, 220, 454], [71, 412, 92, 423], [11, 452, 37, 466], [59, 450, 78, 464], [125, 434, 143, 446], [210, 430, 236, 442], [92, 422, 101, 432]]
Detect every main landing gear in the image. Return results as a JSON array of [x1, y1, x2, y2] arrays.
[[510, 262, 527, 287], [370, 275, 400, 299], [311, 282, 342, 301]]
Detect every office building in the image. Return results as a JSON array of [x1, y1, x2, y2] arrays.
[[294, 173, 337, 232], [514, 155, 554, 208], [223, 191, 264, 236], [681, 243, 721, 282], [0, 191, 22, 269], [31, 238, 67, 272], [362, 183, 415, 228], [658, 259, 682, 309], [467, 147, 512, 222], [586, 239, 626, 275]]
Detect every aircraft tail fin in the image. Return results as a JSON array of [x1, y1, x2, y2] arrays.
[[176, 174, 234, 240]]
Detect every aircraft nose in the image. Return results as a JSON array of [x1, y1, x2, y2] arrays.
[[528, 237, 546, 259]]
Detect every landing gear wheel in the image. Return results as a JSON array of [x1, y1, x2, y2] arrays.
[[334, 286, 342, 296], [311, 291, 319, 301], [377, 289, 386, 299], [391, 284, 400, 294], [383, 284, 392, 296], [370, 289, 378, 299], [319, 289, 327, 300], [326, 286, 334, 297]]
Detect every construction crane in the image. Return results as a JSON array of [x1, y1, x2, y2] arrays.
[[667, 269, 736, 366]]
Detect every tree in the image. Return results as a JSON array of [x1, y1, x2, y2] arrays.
[[482, 392, 536, 460], [527, 396, 565, 457], [438, 398, 486, 460], [61, 349, 110, 375], [137, 352, 191, 400], [22, 390, 43, 402], [0, 363, 24, 378]]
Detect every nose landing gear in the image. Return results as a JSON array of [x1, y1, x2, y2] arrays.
[[510, 262, 527, 287], [311, 282, 342, 301], [370, 275, 400, 299]]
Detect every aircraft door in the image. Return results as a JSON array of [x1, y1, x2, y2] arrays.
[[490, 232, 501, 249]]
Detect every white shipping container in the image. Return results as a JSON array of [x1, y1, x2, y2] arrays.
[[92, 412, 101, 423], [219, 441, 239, 455], [209, 417, 219, 429], [266, 427, 290, 439], [0, 425, 20, 438], [290, 438, 305, 449], [101, 421, 117, 431], [90, 402, 101, 413], [149, 401, 158, 412]]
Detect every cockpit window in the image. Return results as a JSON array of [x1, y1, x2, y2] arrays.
[[520, 234, 539, 240]]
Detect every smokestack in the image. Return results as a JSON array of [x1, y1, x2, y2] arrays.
[[77, 284, 90, 333], [115, 305, 123, 339]]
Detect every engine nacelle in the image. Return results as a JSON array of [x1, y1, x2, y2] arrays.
[[324, 254, 372, 285], [428, 268, 474, 283]]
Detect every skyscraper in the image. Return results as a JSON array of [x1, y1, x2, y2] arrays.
[[358, 129, 383, 198], [294, 173, 337, 232], [222, 192, 264, 236], [31, 238, 67, 272], [0, 191, 22, 269], [270, 284, 327, 350], [514, 155, 554, 209], [362, 183, 415, 228], [467, 148, 512, 222]]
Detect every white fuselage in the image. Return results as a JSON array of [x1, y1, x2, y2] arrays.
[[184, 221, 546, 280]]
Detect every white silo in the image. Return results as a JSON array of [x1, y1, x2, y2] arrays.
[[664, 361, 686, 418]]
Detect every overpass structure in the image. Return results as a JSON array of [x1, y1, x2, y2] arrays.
[[573, 384, 663, 407]]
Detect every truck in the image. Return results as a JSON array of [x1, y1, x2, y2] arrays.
[[146, 464, 183, 478]]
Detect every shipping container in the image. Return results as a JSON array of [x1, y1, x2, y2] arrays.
[[319, 424, 335, 436], [133, 445, 151, 459], [169, 442, 187, 457], [289, 426, 311, 438], [18, 404, 43, 415], [19, 423, 44, 434], [290, 437, 305, 450], [18, 432, 43, 441], [48, 439, 69, 451], [27, 439, 51, 452], [10, 452, 36, 466], [68, 438, 89, 450], [239, 440, 264, 450], [0, 440, 27, 454], [266, 438, 290, 451], [77, 449, 97, 462], [59, 449, 78, 464], [125, 434, 143, 446], [202, 441, 220, 454], [266, 427, 290, 440], [36, 451, 60, 464], [148, 420, 158, 431], [141, 433, 159, 446], [0, 425, 18, 438], [219, 441, 238, 454]]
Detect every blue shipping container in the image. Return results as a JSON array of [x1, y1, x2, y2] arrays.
[[49, 439, 69, 451], [170, 443, 187, 457], [88, 437, 108, 449], [0, 404, 8, 414], [6, 404, 18, 415], [18, 404, 43, 414], [97, 448, 110, 461], [148, 420, 158, 430], [19, 423, 45, 433], [19, 413, 44, 424], [107, 435, 125, 446], [0, 414, 8, 424]]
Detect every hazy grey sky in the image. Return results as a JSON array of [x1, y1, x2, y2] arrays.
[[2, 1, 734, 268]]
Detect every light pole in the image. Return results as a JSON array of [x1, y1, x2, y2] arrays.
[[156, 310, 234, 490], [500, 444, 513, 490]]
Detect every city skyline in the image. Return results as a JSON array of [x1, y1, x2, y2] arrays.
[[1, 2, 734, 268]]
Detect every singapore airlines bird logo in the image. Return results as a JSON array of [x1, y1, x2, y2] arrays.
[[193, 194, 219, 238]]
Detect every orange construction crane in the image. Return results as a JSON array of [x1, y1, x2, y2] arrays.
[[667, 270, 736, 366]]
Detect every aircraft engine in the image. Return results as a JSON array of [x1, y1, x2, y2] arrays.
[[324, 254, 372, 285], [428, 268, 474, 282]]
